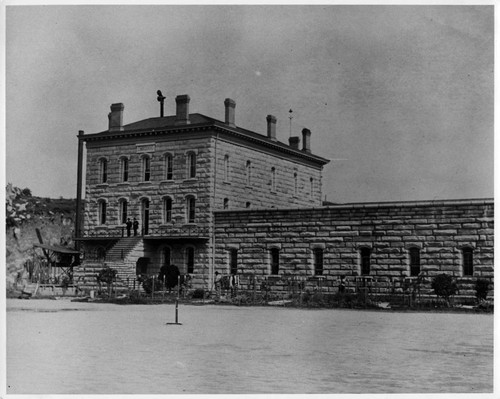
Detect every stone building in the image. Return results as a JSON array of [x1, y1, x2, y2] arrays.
[[74, 94, 494, 300]]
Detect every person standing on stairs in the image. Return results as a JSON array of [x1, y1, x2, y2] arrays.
[[126, 218, 132, 237], [133, 218, 139, 236]]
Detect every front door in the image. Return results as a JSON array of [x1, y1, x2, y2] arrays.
[[142, 199, 150, 235]]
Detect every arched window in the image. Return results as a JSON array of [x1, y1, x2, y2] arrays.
[[409, 248, 421, 276], [187, 152, 196, 178], [360, 247, 371, 275], [186, 247, 195, 274], [462, 247, 474, 276], [271, 167, 276, 191], [186, 196, 196, 223], [313, 248, 324, 276], [223, 198, 229, 209], [97, 200, 107, 225], [229, 249, 238, 275], [224, 155, 230, 182], [165, 154, 173, 180], [99, 159, 108, 183], [270, 248, 280, 275], [142, 155, 151, 182], [163, 197, 173, 223], [246, 160, 252, 185], [119, 199, 128, 224], [120, 157, 129, 182]]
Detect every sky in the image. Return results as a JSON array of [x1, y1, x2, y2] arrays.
[[4, 4, 494, 204]]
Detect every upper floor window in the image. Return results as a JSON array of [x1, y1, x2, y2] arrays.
[[186, 196, 196, 223], [142, 155, 151, 182], [294, 172, 298, 195], [313, 248, 324, 276], [246, 161, 252, 185], [246, 202, 251, 209], [309, 177, 314, 196], [187, 152, 196, 178], [229, 249, 238, 275], [165, 154, 173, 180], [223, 198, 229, 209], [409, 248, 421, 277], [163, 197, 173, 223], [360, 247, 371, 275], [120, 157, 129, 182], [99, 159, 108, 184], [462, 247, 474, 276], [98, 200, 107, 225], [119, 199, 128, 224], [271, 167, 276, 191], [270, 248, 280, 275], [224, 155, 230, 182]]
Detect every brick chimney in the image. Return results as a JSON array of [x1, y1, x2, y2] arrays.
[[289, 136, 300, 150], [224, 98, 236, 128], [266, 115, 277, 141], [175, 95, 190, 125], [302, 128, 311, 153], [108, 103, 124, 132]]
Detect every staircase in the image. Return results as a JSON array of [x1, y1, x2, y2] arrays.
[[106, 237, 142, 261]]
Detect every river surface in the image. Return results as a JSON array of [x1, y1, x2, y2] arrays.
[[6, 298, 493, 394]]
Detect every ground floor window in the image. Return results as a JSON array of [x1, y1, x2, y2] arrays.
[[360, 248, 371, 275], [186, 247, 195, 274], [313, 248, 324, 275], [270, 248, 280, 275], [462, 247, 473, 276], [229, 249, 238, 275], [409, 248, 420, 276]]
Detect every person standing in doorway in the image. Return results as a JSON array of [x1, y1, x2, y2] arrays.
[[133, 218, 139, 236], [126, 218, 132, 237]]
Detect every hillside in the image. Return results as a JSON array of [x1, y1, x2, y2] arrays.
[[5, 184, 76, 288]]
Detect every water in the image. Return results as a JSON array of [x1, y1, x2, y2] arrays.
[[6, 299, 493, 394]]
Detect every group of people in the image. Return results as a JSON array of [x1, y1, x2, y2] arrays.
[[125, 218, 140, 237]]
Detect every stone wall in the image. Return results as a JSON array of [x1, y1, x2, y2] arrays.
[[214, 199, 494, 298], [212, 137, 323, 210]]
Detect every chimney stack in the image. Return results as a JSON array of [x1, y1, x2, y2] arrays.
[[289, 136, 300, 150], [108, 103, 124, 132], [175, 95, 191, 125], [266, 115, 277, 141], [224, 98, 236, 127], [302, 128, 311, 153]]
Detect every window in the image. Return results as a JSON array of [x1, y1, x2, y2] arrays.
[[187, 152, 196, 178], [119, 199, 128, 224], [310, 177, 314, 196], [223, 198, 229, 209], [271, 167, 276, 191], [462, 248, 473, 276], [360, 248, 371, 275], [98, 200, 107, 225], [224, 155, 230, 182], [186, 247, 195, 274], [270, 248, 280, 275], [313, 248, 324, 276], [246, 161, 252, 185], [229, 249, 238, 275], [142, 156, 151, 182], [99, 159, 108, 183], [409, 248, 420, 277], [246, 202, 251, 209], [165, 154, 173, 180], [163, 197, 172, 223], [186, 197, 196, 223], [294, 172, 298, 195], [120, 157, 129, 182]]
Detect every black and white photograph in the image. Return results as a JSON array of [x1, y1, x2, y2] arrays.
[[3, 2, 495, 397]]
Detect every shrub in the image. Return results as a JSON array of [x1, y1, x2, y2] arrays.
[[191, 288, 205, 299], [431, 274, 457, 303], [141, 277, 163, 294], [97, 267, 117, 286], [475, 279, 490, 301]]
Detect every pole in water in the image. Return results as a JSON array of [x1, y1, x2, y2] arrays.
[[166, 299, 182, 325]]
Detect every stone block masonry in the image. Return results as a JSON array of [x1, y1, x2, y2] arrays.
[[214, 199, 493, 299]]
